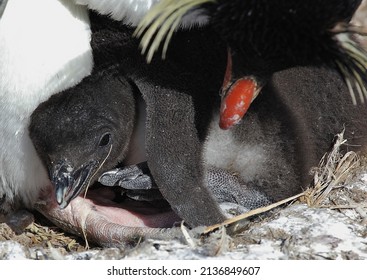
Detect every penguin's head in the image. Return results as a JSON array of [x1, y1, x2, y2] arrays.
[[136, 0, 367, 115], [29, 72, 136, 209]]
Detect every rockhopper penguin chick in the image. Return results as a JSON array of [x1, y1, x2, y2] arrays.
[[28, 12, 231, 246], [30, 13, 367, 247], [30, 69, 186, 245]]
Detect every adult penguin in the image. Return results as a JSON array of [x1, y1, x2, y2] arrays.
[[29, 13, 367, 247], [136, 0, 367, 129]]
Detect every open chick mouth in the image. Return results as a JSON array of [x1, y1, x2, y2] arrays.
[[35, 173, 182, 248]]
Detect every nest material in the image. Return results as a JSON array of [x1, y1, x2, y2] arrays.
[[302, 131, 361, 206]]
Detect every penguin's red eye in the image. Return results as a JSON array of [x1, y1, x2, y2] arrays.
[[99, 133, 111, 147]]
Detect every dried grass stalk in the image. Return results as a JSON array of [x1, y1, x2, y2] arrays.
[[302, 131, 360, 206]]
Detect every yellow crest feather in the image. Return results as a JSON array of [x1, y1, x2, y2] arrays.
[[334, 31, 367, 104], [134, 0, 214, 63]]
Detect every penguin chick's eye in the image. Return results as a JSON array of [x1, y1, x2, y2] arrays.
[[99, 133, 111, 147]]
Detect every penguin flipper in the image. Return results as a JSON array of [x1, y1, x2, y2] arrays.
[[141, 85, 226, 227]]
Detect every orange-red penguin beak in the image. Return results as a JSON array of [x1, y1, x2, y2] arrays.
[[219, 77, 257, 129], [219, 49, 261, 130]]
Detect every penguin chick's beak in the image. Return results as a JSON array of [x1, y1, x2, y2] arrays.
[[219, 50, 262, 130], [51, 160, 97, 209]]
